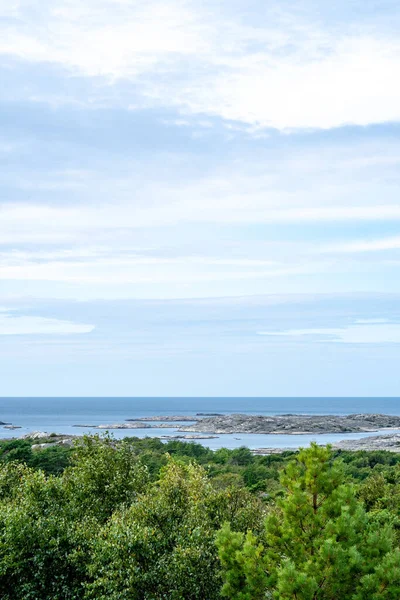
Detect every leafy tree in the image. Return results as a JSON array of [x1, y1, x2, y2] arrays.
[[63, 434, 149, 522], [86, 459, 264, 600], [1, 434, 400, 599], [29, 444, 72, 475], [229, 447, 254, 467], [86, 460, 221, 599], [0, 439, 32, 464], [0, 467, 91, 600]]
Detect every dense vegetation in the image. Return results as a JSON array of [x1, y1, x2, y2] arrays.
[[0, 435, 400, 598]]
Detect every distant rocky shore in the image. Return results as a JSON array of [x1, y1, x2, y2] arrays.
[[69, 412, 400, 437], [127, 414, 222, 422], [3, 413, 400, 454], [172, 413, 400, 435], [253, 433, 400, 454], [2, 421, 400, 454], [6, 413, 400, 436], [333, 433, 400, 452]]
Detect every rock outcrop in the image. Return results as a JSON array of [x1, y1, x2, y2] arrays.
[[333, 433, 400, 452], [177, 413, 400, 434], [253, 433, 400, 454]]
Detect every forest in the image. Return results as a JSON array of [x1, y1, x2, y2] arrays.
[[0, 434, 400, 599]]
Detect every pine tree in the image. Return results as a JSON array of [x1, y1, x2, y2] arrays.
[[217, 443, 400, 599]]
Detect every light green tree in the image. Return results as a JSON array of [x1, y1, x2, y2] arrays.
[[86, 458, 264, 600], [63, 434, 149, 522]]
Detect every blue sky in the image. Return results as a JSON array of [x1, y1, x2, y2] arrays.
[[1, 0, 400, 396]]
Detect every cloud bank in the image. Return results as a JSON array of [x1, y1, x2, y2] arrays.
[[2, 0, 400, 129]]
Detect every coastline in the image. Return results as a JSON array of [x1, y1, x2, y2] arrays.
[[3, 412, 400, 453], [3, 429, 400, 454]]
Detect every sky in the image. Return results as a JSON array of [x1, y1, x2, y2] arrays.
[[1, 0, 400, 396]]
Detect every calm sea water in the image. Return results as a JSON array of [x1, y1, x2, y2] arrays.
[[0, 397, 399, 450]]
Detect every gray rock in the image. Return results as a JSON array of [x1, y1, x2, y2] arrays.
[[177, 413, 400, 435], [333, 433, 400, 452], [253, 433, 400, 454], [31, 442, 57, 450], [23, 431, 53, 439], [31, 438, 75, 450], [58, 438, 74, 446]]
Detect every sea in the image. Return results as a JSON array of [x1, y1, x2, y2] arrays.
[[1, 397, 400, 450]]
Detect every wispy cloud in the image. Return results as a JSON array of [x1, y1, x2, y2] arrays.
[[258, 321, 400, 344], [1, 293, 400, 395], [1, 126, 400, 299], [4, 203, 400, 247], [0, 311, 94, 335], [322, 236, 400, 254]]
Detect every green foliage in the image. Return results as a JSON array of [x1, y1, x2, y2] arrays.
[[29, 444, 72, 475], [355, 549, 400, 599], [217, 443, 400, 599], [63, 435, 149, 522], [86, 459, 263, 599], [0, 438, 72, 475], [86, 461, 216, 599], [0, 467, 92, 599], [0, 439, 33, 464], [217, 523, 268, 600], [1, 435, 400, 599]]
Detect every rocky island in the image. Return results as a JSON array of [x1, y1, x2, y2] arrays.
[[253, 433, 400, 454], [73, 422, 152, 429], [333, 433, 400, 452], [173, 413, 400, 434]]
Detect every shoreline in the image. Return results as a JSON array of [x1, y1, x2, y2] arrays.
[[3, 413, 400, 453], [2, 430, 400, 454]]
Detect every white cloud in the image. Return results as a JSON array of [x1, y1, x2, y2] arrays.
[[0, 133, 399, 298], [0, 252, 316, 284], [0, 1, 20, 18], [2, 1, 400, 129], [258, 322, 400, 344], [0, 0, 209, 76], [0, 312, 94, 335], [1, 135, 399, 251], [2, 199, 400, 247], [178, 36, 400, 130], [355, 318, 389, 324], [322, 236, 400, 254]]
